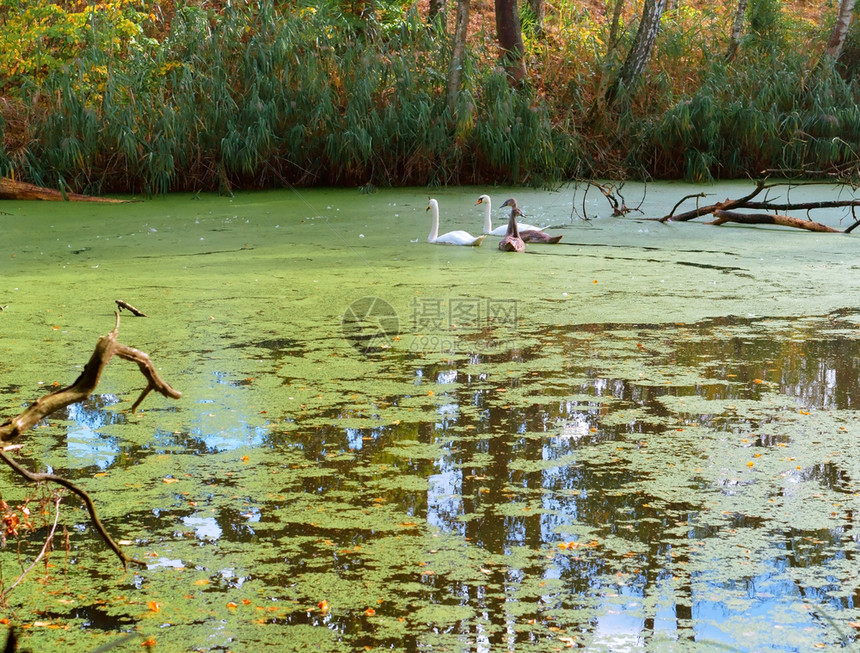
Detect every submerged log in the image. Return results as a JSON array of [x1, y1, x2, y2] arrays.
[[0, 177, 128, 203]]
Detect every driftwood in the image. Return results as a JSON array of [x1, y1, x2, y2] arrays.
[[0, 177, 128, 203], [654, 179, 860, 233], [711, 210, 842, 232], [0, 313, 181, 567], [115, 299, 148, 317]]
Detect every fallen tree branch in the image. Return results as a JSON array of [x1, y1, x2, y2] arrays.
[[0, 492, 63, 605], [710, 210, 843, 232], [0, 177, 129, 203], [650, 178, 860, 232], [0, 452, 145, 568], [115, 299, 147, 317], [0, 312, 180, 442], [0, 312, 181, 568]]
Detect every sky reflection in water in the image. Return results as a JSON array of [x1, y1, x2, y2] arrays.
[[4, 185, 860, 651]]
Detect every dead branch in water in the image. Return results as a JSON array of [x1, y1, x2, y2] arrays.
[[571, 179, 645, 221], [115, 299, 148, 317], [652, 179, 860, 232], [0, 312, 181, 568]]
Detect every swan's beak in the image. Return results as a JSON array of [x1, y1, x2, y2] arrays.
[[426, 205, 430, 212], [475, 198, 483, 205]]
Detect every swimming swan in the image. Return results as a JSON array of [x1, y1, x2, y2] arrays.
[[477, 194, 543, 235], [427, 199, 486, 246], [500, 197, 562, 243], [499, 207, 526, 253]]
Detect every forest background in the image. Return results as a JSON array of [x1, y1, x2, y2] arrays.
[[0, 0, 859, 196]]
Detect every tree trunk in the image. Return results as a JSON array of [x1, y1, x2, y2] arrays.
[[446, 0, 471, 115], [711, 210, 843, 232], [726, 0, 748, 60], [429, 0, 446, 28], [495, 0, 527, 85], [825, 0, 856, 61], [607, 0, 625, 51], [605, 0, 666, 106], [0, 177, 129, 202], [528, 0, 545, 37]]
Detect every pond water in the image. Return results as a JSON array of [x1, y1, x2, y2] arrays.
[[1, 182, 860, 652]]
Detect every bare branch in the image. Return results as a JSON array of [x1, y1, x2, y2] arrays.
[[0, 493, 63, 605], [0, 313, 180, 568], [710, 210, 843, 232], [0, 313, 180, 442]]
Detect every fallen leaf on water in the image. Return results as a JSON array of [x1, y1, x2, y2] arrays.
[[317, 600, 330, 613], [163, 477, 178, 484], [227, 602, 238, 609], [364, 608, 376, 616], [148, 601, 160, 612], [194, 579, 209, 586]]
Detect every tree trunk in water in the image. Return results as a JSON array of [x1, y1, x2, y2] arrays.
[[825, 0, 856, 60], [605, 0, 666, 106], [495, 0, 527, 85], [446, 0, 471, 115], [726, 0, 748, 60], [528, 0, 545, 37]]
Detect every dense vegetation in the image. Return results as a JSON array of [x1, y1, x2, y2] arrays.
[[0, 0, 859, 194]]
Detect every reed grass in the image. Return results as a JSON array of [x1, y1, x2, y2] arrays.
[[1, 1, 858, 193]]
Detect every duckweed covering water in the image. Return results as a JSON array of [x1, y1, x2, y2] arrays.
[[1, 183, 859, 651]]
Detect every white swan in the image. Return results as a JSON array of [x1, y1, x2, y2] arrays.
[[476, 194, 544, 235], [427, 199, 486, 246]]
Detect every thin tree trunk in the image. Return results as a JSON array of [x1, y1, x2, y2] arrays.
[[607, 0, 625, 51], [446, 0, 471, 115], [429, 0, 446, 28], [495, 0, 527, 85], [528, 0, 545, 37], [726, 0, 748, 61], [825, 0, 856, 60], [605, 0, 666, 106]]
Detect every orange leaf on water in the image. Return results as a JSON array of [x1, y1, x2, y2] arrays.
[[148, 601, 160, 612], [364, 608, 376, 616], [227, 602, 238, 609]]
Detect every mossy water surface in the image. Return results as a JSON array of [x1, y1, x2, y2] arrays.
[[1, 183, 860, 651]]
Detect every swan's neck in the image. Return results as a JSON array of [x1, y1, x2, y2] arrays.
[[428, 202, 440, 242], [506, 210, 520, 238], [482, 200, 492, 233]]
